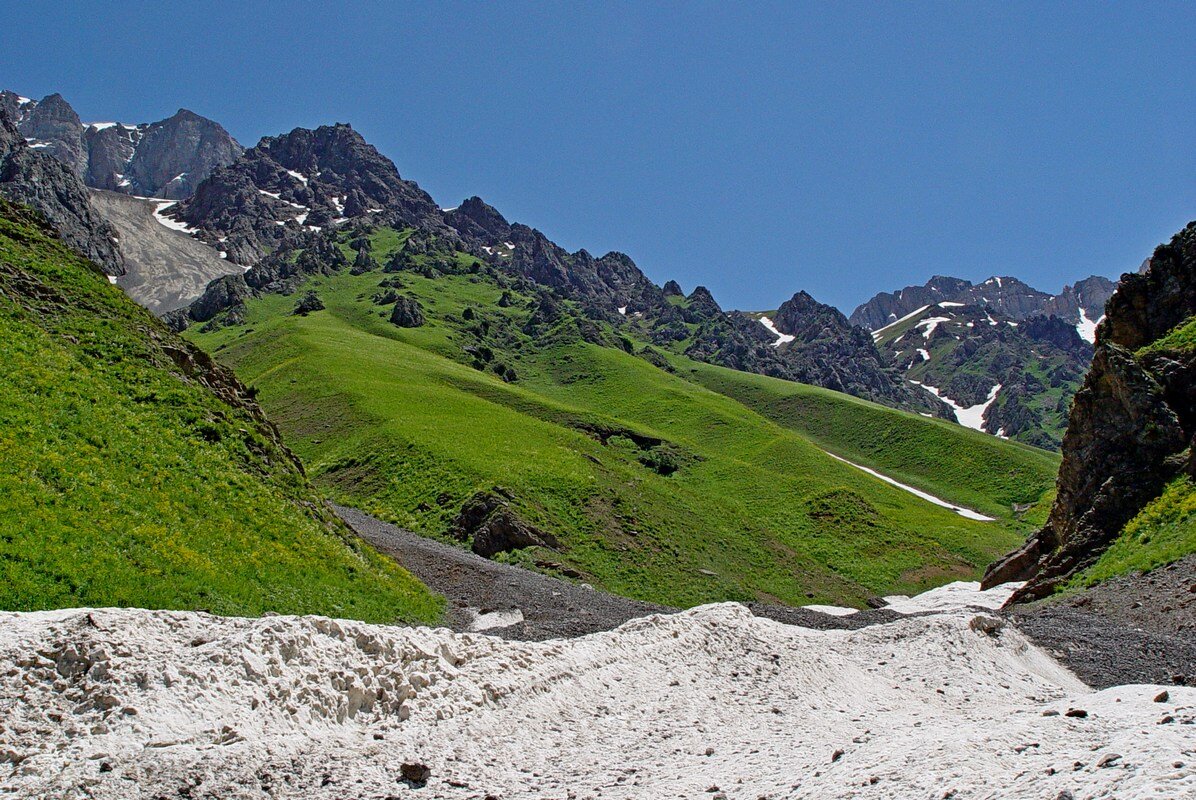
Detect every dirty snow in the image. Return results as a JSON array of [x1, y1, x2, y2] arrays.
[[86, 121, 118, 131], [803, 580, 1020, 617], [1077, 308, 1103, 344], [759, 315, 796, 346], [916, 347, 931, 361], [0, 604, 1190, 799], [822, 450, 995, 521], [151, 201, 198, 235], [915, 380, 1001, 434], [871, 304, 930, 340]]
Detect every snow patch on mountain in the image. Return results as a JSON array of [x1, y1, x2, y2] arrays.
[[914, 381, 1001, 434], [822, 450, 995, 521], [1077, 308, 1103, 344], [758, 315, 796, 347]]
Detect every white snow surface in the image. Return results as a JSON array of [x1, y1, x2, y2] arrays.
[[938, 301, 965, 307], [823, 450, 996, 521], [871, 304, 930, 340], [758, 315, 795, 347], [0, 604, 1191, 799], [916, 380, 1002, 434], [915, 315, 952, 338], [1077, 308, 1103, 344], [286, 169, 309, 184], [618, 306, 627, 315]]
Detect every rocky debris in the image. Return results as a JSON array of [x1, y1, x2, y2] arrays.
[[0, 106, 124, 276], [1, 90, 242, 200], [292, 290, 325, 315], [986, 221, 1196, 599], [87, 190, 243, 314], [390, 295, 425, 327], [400, 763, 431, 787], [448, 490, 560, 558]]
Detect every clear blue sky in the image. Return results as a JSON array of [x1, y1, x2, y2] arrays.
[[2, 2, 1193, 313]]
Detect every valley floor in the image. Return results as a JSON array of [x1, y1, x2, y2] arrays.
[[1, 598, 1192, 799]]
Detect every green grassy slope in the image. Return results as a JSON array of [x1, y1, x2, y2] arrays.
[[678, 361, 1060, 525], [0, 202, 441, 623], [185, 226, 1062, 608]]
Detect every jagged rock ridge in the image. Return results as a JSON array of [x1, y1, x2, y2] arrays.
[[985, 220, 1196, 599]]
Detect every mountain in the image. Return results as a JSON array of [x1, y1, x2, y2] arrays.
[[170, 197, 1060, 608], [850, 275, 1118, 449], [0, 90, 243, 200], [0, 195, 439, 621], [985, 220, 1196, 600], [0, 104, 123, 276], [850, 273, 1117, 337]]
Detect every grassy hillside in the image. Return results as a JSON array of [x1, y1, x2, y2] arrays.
[[0, 201, 441, 623], [185, 225, 1062, 608], [679, 362, 1060, 526]]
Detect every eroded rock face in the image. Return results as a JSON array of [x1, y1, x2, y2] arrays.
[[0, 107, 124, 275], [389, 295, 424, 327], [986, 221, 1196, 600], [449, 491, 560, 558]]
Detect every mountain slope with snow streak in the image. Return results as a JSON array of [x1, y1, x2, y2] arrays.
[[1, 603, 1191, 800]]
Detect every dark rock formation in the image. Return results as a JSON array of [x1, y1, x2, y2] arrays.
[[662, 279, 684, 297], [448, 490, 560, 558], [292, 290, 324, 315], [174, 123, 452, 266], [444, 196, 512, 242], [985, 221, 1196, 600], [390, 295, 424, 327], [0, 106, 124, 275]]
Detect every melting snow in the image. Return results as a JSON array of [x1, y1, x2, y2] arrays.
[[106, 275, 118, 285], [872, 305, 930, 340], [916, 348, 931, 361], [86, 121, 118, 131], [916, 381, 1001, 434], [151, 201, 198, 235], [938, 301, 965, 307], [618, 306, 627, 315], [442, 206, 458, 212], [2, 603, 1185, 798], [803, 580, 1020, 617], [286, 169, 308, 184], [822, 450, 995, 521], [1077, 308, 1103, 344], [758, 316, 796, 347], [915, 316, 952, 338], [258, 189, 281, 200]]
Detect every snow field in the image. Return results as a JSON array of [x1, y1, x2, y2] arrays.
[[1, 602, 1192, 798]]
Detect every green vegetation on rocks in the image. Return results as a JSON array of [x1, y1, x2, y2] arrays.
[[0, 201, 441, 623]]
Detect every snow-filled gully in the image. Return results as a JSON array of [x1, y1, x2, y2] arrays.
[[1, 599, 1191, 799], [822, 450, 996, 521]]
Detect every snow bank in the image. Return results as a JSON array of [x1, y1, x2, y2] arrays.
[[915, 380, 1001, 434], [3, 603, 1189, 799], [804, 580, 1019, 617], [823, 450, 995, 521], [1077, 308, 1103, 344]]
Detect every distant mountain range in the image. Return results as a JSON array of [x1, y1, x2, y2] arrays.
[[0, 88, 1133, 446]]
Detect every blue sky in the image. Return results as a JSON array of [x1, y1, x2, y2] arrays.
[[2, 2, 1193, 313]]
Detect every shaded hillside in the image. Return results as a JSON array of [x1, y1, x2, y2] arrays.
[[986, 220, 1196, 600], [0, 199, 439, 622]]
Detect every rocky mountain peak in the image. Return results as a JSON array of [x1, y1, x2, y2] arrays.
[[445, 196, 512, 243], [662, 279, 684, 297]]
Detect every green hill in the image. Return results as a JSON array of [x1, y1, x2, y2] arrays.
[[0, 201, 440, 623], [185, 225, 1061, 608]]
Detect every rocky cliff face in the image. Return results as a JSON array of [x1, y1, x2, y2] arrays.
[[0, 90, 242, 200], [0, 106, 124, 275], [984, 221, 1196, 599], [174, 123, 452, 266], [850, 274, 1116, 336]]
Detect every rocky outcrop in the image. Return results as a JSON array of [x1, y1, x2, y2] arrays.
[[985, 221, 1196, 600], [449, 490, 560, 558], [389, 295, 424, 327], [0, 106, 124, 275], [174, 123, 452, 266]]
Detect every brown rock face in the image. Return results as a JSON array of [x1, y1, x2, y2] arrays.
[[985, 221, 1196, 601], [449, 490, 560, 558]]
